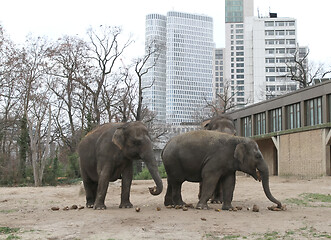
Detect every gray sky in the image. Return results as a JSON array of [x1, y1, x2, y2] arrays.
[[1, 0, 330, 65]]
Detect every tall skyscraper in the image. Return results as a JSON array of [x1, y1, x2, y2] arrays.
[[144, 11, 214, 126], [224, 0, 306, 106], [144, 14, 167, 123]]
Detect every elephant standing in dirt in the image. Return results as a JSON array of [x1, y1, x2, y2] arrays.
[[162, 130, 282, 210], [78, 121, 163, 210], [201, 115, 236, 203]]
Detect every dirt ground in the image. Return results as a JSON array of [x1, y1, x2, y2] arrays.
[[0, 176, 330, 240]]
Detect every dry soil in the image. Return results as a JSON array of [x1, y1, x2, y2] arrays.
[[0, 176, 330, 239]]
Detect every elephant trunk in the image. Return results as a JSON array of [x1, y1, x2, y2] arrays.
[[257, 160, 282, 208], [142, 150, 163, 196]]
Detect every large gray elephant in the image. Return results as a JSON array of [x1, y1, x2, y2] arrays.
[[201, 115, 236, 203], [78, 121, 163, 210], [162, 130, 282, 210]]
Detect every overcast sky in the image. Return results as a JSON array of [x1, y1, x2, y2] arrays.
[[1, 0, 330, 65]]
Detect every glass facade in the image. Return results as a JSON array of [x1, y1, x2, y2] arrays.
[[242, 116, 252, 137], [269, 108, 282, 132], [166, 12, 214, 125], [254, 112, 266, 135], [225, 0, 244, 23], [305, 97, 322, 126], [144, 14, 167, 123], [286, 103, 301, 129]]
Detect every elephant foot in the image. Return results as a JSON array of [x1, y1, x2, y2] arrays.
[[196, 202, 209, 210], [210, 199, 222, 204], [119, 202, 133, 208], [86, 203, 94, 208], [221, 203, 233, 210], [164, 196, 174, 207], [94, 204, 107, 210]]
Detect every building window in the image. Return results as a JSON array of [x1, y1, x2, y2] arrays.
[[286, 103, 301, 129], [242, 116, 252, 137], [305, 97, 322, 126], [255, 112, 266, 135], [269, 108, 282, 132]]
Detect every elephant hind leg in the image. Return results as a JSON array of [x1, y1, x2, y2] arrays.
[[197, 173, 221, 209], [165, 178, 185, 207], [83, 180, 98, 208], [164, 179, 174, 206]]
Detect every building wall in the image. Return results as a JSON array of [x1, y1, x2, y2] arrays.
[[279, 129, 327, 177]]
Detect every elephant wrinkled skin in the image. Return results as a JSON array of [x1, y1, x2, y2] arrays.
[[162, 130, 282, 210], [78, 121, 163, 210]]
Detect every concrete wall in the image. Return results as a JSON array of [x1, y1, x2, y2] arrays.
[[279, 129, 327, 177]]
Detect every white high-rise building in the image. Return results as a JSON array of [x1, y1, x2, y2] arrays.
[[144, 11, 214, 125], [144, 14, 167, 123], [224, 0, 307, 106]]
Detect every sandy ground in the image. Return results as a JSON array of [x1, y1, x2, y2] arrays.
[[0, 176, 330, 240]]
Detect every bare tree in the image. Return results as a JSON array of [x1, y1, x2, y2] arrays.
[[205, 80, 238, 116], [131, 39, 164, 121], [18, 36, 52, 185], [75, 26, 133, 125], [286, 48, 331, 88], [46, 36, 91, 152], [28, 96, 52, 186]]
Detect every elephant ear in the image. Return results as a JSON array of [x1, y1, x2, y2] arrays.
[[202, 119, 211, 129], [234, 143, 245, 164], [112, 127, 125, 150]]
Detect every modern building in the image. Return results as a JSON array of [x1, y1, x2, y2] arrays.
[[224, 0, 307, 107], [227, 80, 331, 177], [143, 14, 167, 123], [143, 11, 214, 125]]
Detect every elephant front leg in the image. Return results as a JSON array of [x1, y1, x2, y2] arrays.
[[94, 171, 111, 210], [221, 173, 235, 210], [119, 163, 133, 208]]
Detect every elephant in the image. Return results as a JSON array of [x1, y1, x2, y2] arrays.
[[201, 115, 236, 203], [202, 115, 236, 135], [78, 121, 163, 210], [162, 130, 282, 210]]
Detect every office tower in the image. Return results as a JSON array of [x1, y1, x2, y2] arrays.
[[224, 0, 254, 108], [144, 11, 214, 126], [224, 0, 305, 106], [143, 14, 167, 123]]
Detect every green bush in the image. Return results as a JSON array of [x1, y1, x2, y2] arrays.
[[66, 153, 81, 178], [134, 164, 167, 180]]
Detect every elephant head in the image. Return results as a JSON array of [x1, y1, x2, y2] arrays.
[[234, 139, 282, 208], [203, 115, 236, 135], [112, 122, 163, 196]]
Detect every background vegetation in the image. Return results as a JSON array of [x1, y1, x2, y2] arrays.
[[0, 24, 167, 186]]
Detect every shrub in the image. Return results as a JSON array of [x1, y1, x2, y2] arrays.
[[134, 164, 167, 180]]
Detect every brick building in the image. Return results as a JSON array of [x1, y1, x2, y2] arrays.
[[227, 81, 331, 177]]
